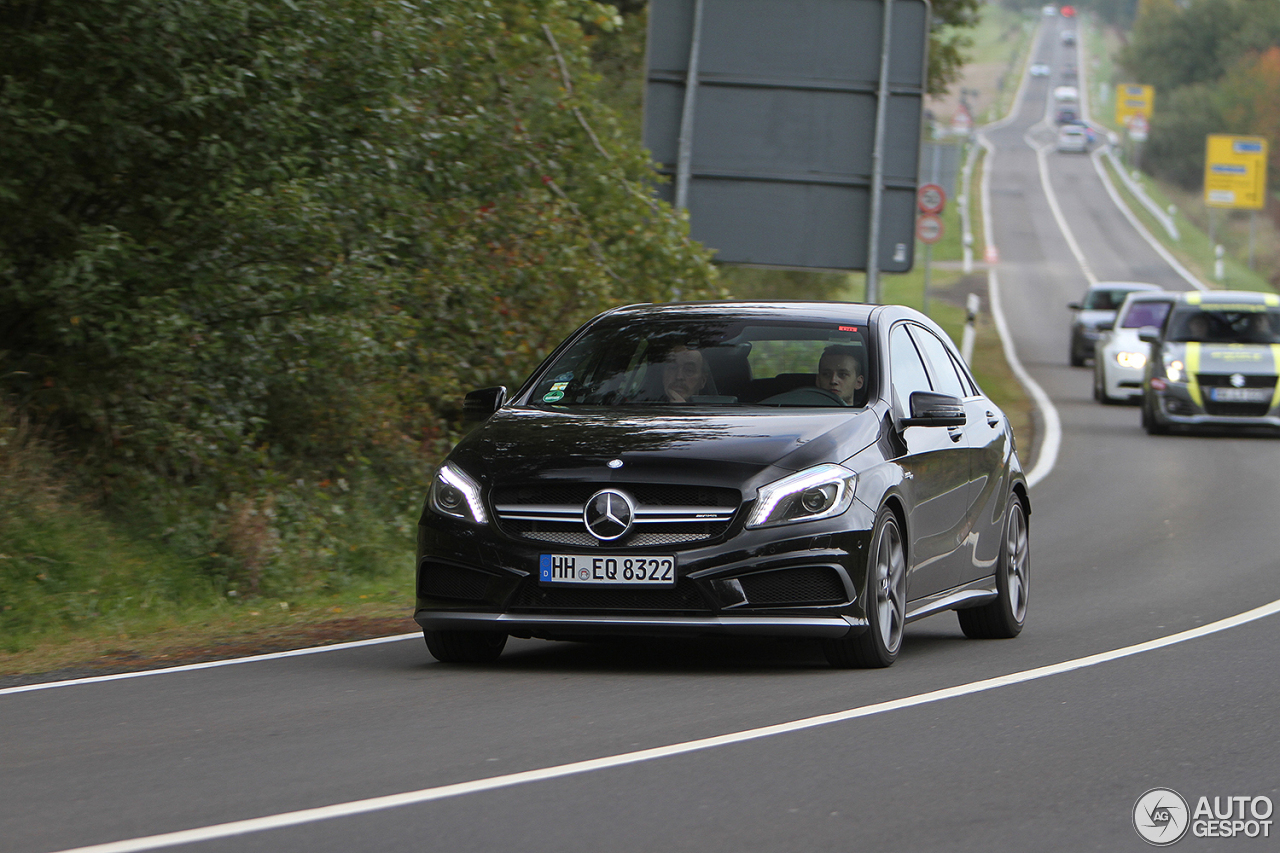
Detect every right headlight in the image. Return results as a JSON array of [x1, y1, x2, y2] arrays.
[[1164, 357, 1186, 383], [429, 463, 488, 524], [746, 464, 856, 529]]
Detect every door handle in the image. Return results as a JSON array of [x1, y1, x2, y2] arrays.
[[986, 411, 1000, 428], [947, 426, 964, 442]]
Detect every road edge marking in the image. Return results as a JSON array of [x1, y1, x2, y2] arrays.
[[43, 597, 1280, 853], [0, 633, 422, 697]]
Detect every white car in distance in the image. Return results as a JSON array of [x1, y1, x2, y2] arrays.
[[1094, 290, 1174, 404], [1056, 124, 1089, 153]]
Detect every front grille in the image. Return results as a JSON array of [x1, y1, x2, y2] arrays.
[[738, 567, 847, 606], [419, 563, 492, 601], [1203, 401, 1273, 417], [492, 483, 739, 547], [1197, 373, 1276, 417], [509, 578, 711, 613]]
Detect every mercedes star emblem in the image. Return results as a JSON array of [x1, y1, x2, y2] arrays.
[[584, 489, 635, 541]]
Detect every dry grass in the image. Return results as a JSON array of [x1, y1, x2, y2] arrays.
[[0, 598, 417, 683]]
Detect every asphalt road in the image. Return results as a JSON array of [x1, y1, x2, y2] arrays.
[[5, 19, 1279, 853]]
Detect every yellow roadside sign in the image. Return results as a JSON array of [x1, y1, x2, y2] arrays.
[[1115, 84, 1154, 126], [1204, 135, 1268, 210]]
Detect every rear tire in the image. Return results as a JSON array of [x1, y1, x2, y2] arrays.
[[824, 507, 905, 668], [424, 629, 507, 663], [958, 494, 1029, 640]]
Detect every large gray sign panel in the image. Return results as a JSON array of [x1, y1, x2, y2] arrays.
[[644, 0, 929, 272]]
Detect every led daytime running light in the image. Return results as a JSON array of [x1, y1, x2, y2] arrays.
[[747, 463, 856, 528], [436, 464, 488, 524]]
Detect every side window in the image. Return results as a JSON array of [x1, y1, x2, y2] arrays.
[[889, 324, 932, 400], [909, 326, 967, 399]]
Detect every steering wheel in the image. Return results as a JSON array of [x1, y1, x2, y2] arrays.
[[761, 386, 850, 407]]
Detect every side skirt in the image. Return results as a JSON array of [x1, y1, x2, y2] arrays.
[[905, 577, 998, 624]]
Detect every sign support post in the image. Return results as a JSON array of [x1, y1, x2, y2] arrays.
[[673, 0, 705, 212], [865, 0, 894, 304]]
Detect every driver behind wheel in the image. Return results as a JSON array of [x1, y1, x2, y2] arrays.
[[816, 345, 864, 405]]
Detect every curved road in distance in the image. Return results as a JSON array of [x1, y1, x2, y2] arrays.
[[4, 18, 1280, 853]]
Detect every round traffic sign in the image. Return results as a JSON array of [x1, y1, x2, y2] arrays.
[[917, 183, 946, 214], [916, 213, 943, 244]]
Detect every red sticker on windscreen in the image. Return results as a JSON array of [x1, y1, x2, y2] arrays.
[[839, 326, 859, 332]]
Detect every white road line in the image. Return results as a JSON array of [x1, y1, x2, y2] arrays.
[[0, 633, 421, 697], [1088, 148, 1208, 292], [1072, 17, 1205, 292], [1028, 133, 1097, 286], [45, 597, 1280, 853], [978, 134, 1061, 489]]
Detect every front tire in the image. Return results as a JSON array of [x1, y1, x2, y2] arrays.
[[824, 507, 906, 668], [958, 494, 1029, 639], [424, 629, 507, 663], [1142, 392, 1168, 435]]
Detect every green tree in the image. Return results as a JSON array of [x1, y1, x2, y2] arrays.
[[0, 0, 718, 590]]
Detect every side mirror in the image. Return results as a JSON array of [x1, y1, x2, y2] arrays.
[[1137, 326, 1161, 345], [1067, 302, 1082, 311], [463, 386, 508, 423], [1097, 321, 1114, 333], [901, 391, 966, 428]]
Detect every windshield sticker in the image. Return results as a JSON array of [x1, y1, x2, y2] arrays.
[[554, 372, 574, 382], [550, 382, 569, 391], [542, 390, 565, 403]]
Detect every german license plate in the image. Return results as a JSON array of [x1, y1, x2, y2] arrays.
[[539, 554, 676, 586], [1208, 386, 1271, 403]]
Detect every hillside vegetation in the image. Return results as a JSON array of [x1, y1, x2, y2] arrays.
[[0, 0, 720, 648]]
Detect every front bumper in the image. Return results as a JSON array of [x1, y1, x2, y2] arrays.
[[1101, 359, 1144, 400], [415, 611, 863, 639], [1149, 384, 1280, 431], [415, 506, 877, 641]]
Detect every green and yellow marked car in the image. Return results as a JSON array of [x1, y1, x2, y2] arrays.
[[1140, 291, 1280, 435]]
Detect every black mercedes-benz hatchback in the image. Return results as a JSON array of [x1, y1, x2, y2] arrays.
[[416, 302, 1030, 668]]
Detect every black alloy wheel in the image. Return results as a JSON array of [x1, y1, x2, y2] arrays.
[[823, 506, 905, 668], [957, 494, 1029, 640], [424, 629, 508, 663]]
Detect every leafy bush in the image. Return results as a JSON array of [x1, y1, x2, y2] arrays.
[[0, 0, 719, 612]]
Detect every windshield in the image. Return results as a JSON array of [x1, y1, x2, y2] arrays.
[[1166, 306, 1280, 344], [1119, 300, 1171, 329], [526, 317, 874, 408], [1083, 288, 1141, 311]]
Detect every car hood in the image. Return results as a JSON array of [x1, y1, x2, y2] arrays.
[[1164, 342, 1280, 375], [1104, 327, 1144, 348], [447, 406, 884, 493]]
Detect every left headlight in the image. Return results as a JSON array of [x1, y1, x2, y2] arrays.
[[746, 464, 857, 529], [1115, 350, 1147, 370], [1164, 357, 1186, 383], [429, 463, 489, 524]]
